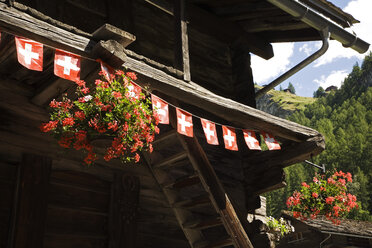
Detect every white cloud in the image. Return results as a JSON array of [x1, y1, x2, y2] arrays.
[[299, 43, 313, 56], [313, 70, 349, 88], [251, 42, 294, 84], [314, 0, 372, 67]]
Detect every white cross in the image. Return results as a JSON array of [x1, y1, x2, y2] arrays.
[[265, 134, 279, 149], [155, 101, 166, 117], [56, 56, 79, 75], [19, 43, 39, 65], [245, 132, 259, 148], [204, 122, 215, 140], [224, 129, 235, 147], [178, 114, 192, 132], [265, 134, 275, 143]]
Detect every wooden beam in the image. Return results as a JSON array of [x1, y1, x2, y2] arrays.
[[244, 135, 325, 169], [109, 173, 140, 248], [95, 40, 323, 143], [241, 21, 309, 32], [0, 5, 323, 145], [92, 24, 136, 47], [13, 153, 51, 248], [145, 0, 273, 59], [174, 0, 191, 81], [177, 133, 254, 248], [0, 2, 95, 58]]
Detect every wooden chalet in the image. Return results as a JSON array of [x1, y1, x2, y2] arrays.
[[0, 0, 369, 248]]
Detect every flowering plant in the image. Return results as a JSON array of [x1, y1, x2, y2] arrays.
[[266, 216, 294, 241], [40, 70, 159, 165], [286, 170, 357, 224]]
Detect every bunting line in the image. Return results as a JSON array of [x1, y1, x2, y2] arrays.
[[0, 30, 281, 152]]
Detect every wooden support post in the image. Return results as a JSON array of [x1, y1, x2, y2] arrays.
[[174, 0, 191, 81], [231, 40, 256, 108], [13, 153, 51, 248], [179, 135, 254, 248], [109, 173, 139, 248]]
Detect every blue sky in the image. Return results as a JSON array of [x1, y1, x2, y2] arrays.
[[251, 0, 372, 97]]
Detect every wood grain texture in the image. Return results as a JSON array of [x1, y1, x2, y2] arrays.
[[144, 0, 274, 59], [0, 2, 95, 57], [14, 153, 51, 248], [0, 4, 323, 145]]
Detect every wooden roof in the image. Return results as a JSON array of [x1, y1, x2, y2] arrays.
[[158, 0, 360, 43], [283, 213, 372, 238]]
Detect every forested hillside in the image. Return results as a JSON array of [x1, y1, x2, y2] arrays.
[[265, 53, 372, 221]]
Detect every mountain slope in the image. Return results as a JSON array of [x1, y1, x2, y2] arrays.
[[262, 53, 372, 221]]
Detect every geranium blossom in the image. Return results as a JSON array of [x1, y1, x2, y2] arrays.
[[287, 170, 358, 225], [40, 70, 158, 165]]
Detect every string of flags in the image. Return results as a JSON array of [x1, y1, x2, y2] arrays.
[[5, 33, 281, 152]]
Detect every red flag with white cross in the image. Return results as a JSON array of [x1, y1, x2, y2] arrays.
[[98, 60, 114, 81], [54, 49, 81, 81], [15, 37, 43, 71], [243, 130, 261, 150], [151, 95, 169, 124], [201, 119, 218, 145], [262, 132, 281, 150], [176, 108, 193, 137], [127, 82, 142, 99], [222, 126, 238, 151]]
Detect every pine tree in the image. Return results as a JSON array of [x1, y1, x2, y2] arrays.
[[287, 82, 296, 94]]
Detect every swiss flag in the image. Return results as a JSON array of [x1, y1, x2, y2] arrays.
[[127, 82, 142, 99], [151, 95, 169, 124], [262, 132, 281, 150], [176, 108, 193, 137], [243, 130, 261, 150], [98, 59, 114, 81], [201, 119, 218, 145], [222, 126, 238, 151], [15, 37, 43, 71], [54, 49, 81, 81]]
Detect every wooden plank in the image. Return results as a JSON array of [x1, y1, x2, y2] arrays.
[[44, 234, 107, 248], [173, 0, 191, 81], [50, 170, 110, 193], [153, 151, 188, 169], [14, 153, 51, 248], [195, 237, 233, 248], [176, 134, 254, 248], [173, 194, 210, 209], [142, 151, 206, 247], [244, 135, 325, 169], [183, 217, 222, 230], [230, 40, 256, 107], [48, 182, 110, 212], [92, 23, 136, 47], [144, 0, 274, 59], [153, 129, 178, 147], [163, 174, 200, 189], [44, 206, 108, 235], [109, 173, 140, 248], [0, 2, 95, 58]]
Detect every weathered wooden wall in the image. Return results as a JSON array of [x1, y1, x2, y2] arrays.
[[0, 76, 189, 248], [12, 0, 256, 104]]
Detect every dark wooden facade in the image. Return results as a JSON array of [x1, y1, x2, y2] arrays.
[[0, 0, 364, 247]]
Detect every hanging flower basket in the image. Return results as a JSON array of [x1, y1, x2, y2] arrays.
[[40, 70, 159, 165], [286, 170, 357, 225]]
